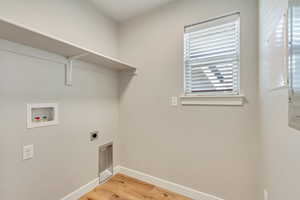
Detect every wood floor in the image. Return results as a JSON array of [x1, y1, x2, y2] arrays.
[[79, 173, 192, 200]]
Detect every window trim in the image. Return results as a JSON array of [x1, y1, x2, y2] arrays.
[[183, 12, 241, 97], [180, 95, 245, 106]]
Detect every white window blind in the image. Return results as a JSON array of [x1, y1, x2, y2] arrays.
[[289, 2, 300, 94], [184, 13, 240, 95]]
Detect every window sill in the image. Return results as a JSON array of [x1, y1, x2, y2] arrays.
[[180, 95, 245, 106]]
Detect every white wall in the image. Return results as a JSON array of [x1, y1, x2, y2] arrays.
[[0, 1, 265, 200], [0, 1, 120, 199], [259, 0, 300, 200], [0, 0, 119, 58], [0, 40, 119, 200], [119, 1, 259, 200]]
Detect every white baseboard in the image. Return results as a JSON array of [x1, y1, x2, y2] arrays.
[[60, 177, 99, 200], [114, 166, 224, 200], [61, 166, 224, 200]]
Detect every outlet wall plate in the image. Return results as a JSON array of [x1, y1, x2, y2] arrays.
[[170, 96, 178, 106], [264, 189, 268, 200], [23, 144, 34, 160]]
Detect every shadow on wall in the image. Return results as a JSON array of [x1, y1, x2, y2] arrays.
[[119, 71, 136, 98]]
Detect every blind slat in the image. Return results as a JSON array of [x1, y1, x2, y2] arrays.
[[190, 47, 237, 58], [189, 52, 238, 63], [188, 27, 236, 41], [188, 58, 237, 67], [189, 34, 237, 48], [190, 44, 237, 55], [186, 21, 237, 35], [184, 14, 240, 94]]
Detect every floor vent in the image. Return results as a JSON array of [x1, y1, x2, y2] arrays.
[[99, 142, 113, 183]]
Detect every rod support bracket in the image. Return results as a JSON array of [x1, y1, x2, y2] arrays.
[[65, 53, 89, 86], [65, 59, 73, 86]]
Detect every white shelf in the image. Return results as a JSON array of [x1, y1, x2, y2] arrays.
[[0, 18, 136, 72]]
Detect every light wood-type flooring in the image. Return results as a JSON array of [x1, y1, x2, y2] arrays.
[[79, 173, 192, 200]]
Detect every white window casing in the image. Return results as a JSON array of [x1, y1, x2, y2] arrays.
[[182, 12, 244, 105]]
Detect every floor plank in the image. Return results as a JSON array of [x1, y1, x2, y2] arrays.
[[79, 173, 192, 200]]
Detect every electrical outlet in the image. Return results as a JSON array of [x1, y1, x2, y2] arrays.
[[170, 96, 178, 106], [23, 145, 34, 160], [264, 189, 268, 200], [90, 130, 99, 141]]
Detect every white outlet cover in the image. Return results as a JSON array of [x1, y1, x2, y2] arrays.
[[170, 96, 178, 106], [264, 190, 268, 200], [23, 145, 34, 160]]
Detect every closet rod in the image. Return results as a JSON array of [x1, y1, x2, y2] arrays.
[[0, 48, 67, 65]]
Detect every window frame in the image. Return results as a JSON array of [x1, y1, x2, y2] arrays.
[[183, 12, 241, 97]]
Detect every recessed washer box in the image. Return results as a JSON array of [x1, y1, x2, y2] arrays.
[[27, 103, 59, 128]]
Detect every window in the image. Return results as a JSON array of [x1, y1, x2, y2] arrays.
[[184, 13, 240, 95], [289, 3, 300, 93]]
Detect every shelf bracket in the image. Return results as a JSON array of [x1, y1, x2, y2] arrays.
[[65, 53, 89, 86], [65, 59, 73, 86]]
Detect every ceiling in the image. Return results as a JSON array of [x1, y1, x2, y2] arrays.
[[89, 0, 175, 22]]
